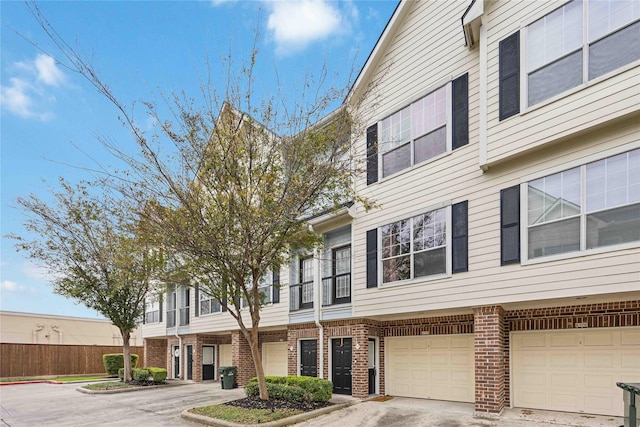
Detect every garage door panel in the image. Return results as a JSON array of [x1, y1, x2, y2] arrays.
[[386, 335, 473, 403], [513, 327, 640, 417], [262, 342, 287, 377]]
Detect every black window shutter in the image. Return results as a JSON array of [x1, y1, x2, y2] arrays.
[[499, 31, 520, 120], [142, 303, 146, 325], [452, 201, 469, 273], [194, 285, 200, 317], [272, 267, 280, 303], [501, 185, 521, 264], [366, 229, 378, 288], [159, 300, 163, 323], [452, 73, 469, 150], [366, 124, 378, 185]]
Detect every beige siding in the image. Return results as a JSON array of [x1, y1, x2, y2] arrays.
[[485, 0, 640, 165]]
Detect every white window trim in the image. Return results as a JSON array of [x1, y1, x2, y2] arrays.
[[520, 145, 640, 265], [520, 0, 640, 113], [378, 202, 453, 287], [377, 81, 453, 181]]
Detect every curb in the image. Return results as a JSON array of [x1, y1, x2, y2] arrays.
[[181, 400, 358, 427], [0, 380, 63, 386], [77, 381, 187, 394]]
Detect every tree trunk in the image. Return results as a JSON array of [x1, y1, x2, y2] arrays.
[[122, 330, 132, 382], [242, 327, 269, 400]]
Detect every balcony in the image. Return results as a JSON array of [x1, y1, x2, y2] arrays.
[[322, 273, 351, 306], [289, 281, 314, 311]]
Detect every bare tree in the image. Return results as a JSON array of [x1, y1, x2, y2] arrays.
[[23, 1, 378, 400]]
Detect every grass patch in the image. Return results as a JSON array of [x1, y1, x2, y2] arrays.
[[82, 381, 133, 391], [189, 404, 302, 424], [1, 375, 110, 383]]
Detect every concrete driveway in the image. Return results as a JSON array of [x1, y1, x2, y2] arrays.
[[296, 396, 623, 427], [1, 381, 624, 427], [0, 381, 245, 426]]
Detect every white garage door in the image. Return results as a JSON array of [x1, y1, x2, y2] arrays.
[[262, 342, 288, 376], [386, 335, 474, 402], [512, 327, 640, 416], [219, 344, 232, 367]]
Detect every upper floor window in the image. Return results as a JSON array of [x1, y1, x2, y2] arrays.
[[166, 288, 176, 328], [526, 0, 640, 107], [380, 85, 450, 178], [381, 207, 448, 283], [366, 74, 468, 184], [199, 290, 222, 315], [526, 148, 640, 259], [144, 297, 161, 324]]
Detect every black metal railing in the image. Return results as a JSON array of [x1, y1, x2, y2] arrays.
[[322, 273, 351, 306], [289, 281, 314, 311]]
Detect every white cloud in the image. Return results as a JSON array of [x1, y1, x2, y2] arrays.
[[210, 0, 238, 5], [267, 0, 350, 55], [1, 280, 25, 292], [0, 54, 64, 120], [34, 54, 65, 86]]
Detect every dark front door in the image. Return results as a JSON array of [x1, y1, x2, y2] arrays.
[[173, 346, 180, 379], [300, 340, 317, 377], [332, 338, 352, 395], [202, 346, 215, 381], [186, 345, 193, 380], [368, 338, 376, 394]]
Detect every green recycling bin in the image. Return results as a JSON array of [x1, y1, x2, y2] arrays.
[[219, 366, 237, 389]]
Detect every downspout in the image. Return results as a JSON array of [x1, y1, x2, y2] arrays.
[[174, 286, 182, 379], [33, 324, 44, 343], [51, 325, 62, 344], [310, 225, 325, 379]]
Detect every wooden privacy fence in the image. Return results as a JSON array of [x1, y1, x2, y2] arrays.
[[0, 344, 144, 378]]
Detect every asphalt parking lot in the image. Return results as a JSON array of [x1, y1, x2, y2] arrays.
[[0, 381, 624, 427]]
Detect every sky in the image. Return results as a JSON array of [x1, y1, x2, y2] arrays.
[[0, 0, 398, 318]]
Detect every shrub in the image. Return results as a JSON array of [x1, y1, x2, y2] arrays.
[[245, 376, 332, 403], [147, 367, 167, 383], [132, 368, 150, 382], [118, 368, 124, 381], [102, 353, 139, 376]]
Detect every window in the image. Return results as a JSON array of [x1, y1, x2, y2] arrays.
[[199, 290, 222, 316], [381, 207, 447, 283], [166, 288, 176, 328], [300, 257, 314, 305], [526, 148, 640, 260], [367, 74, 468, 182], [526, 0, 640, 106], [290, 256, 314, 311], [144, 297, 160, 324], [241, 271, 274, 308], [380, 86, 449, 178]]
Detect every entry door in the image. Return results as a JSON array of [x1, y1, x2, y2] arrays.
[[332, 338, 352, 394], [300, 340, 318, 377], [368, 338, 376, 394], [173, 345, 180, 379], [202, 346, 216, 381], [186, 345, 193, 380]]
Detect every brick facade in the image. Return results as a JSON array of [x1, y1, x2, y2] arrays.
[[144, 338, 167, 370], [474, 306, 506, 414]]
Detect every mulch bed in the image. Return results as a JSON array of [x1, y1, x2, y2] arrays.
[[225, 397, 333, 412]]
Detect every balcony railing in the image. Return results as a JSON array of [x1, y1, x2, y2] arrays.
[[289, 281, 314, 311], [322, 273, 351, 306], [179, 307, 190, 326]]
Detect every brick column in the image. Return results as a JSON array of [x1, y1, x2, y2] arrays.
[[474, 305, 505, 414], [351, 324, 370, 399], [144, 338, 167, 369], [231, 331, 256, 386], [287, 329, 298, 376]]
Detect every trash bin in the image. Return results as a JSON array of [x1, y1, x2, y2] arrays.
[[617, 382, 640, 427], [219, 366, 237, 390]]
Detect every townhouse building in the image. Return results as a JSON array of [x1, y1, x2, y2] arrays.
[[141, 0, 640, 418]]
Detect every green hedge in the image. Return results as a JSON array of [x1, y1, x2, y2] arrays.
[[245, 376, 332, 403], [132, 368, 150, 382], [147, 367, 167, 383], [102, 353, 139, 376]]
